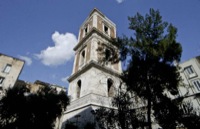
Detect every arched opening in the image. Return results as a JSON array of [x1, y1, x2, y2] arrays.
[[105, 49, 111, 61], [77, 80, 81, 98], [84, 27, 88, 34], [107, 78, 114, 97], [103, 24, 109, 35], [80, 50, 85, 66], [83, 24, 89, 37]]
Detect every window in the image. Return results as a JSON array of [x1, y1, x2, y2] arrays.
[[80, 50, 86, 66], [185, 66, 194, 74], [184, 66, 197, 78], [107, 78, 114, 97], [84, 27, 88, 34], [192, 79, 200, 91], [3, 64, 12, 73], [77, 80, 81, 98], [104, 25, 108, 34], [0, 77, 4, 86], [83, 24, 89, 37], [105, 49, 111, 61], [103, 23, 110, 36], [181, 102, 191, 114]]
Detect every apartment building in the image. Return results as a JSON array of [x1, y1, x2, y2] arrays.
[[0, 53, 24, 97], [179, 56, 200, 109]]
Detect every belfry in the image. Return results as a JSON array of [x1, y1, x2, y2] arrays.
[[61, 8, 122, 128]]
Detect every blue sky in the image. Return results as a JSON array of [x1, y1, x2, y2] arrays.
[[0, 0, 200, 87]]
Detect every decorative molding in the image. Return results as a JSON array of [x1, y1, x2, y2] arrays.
[[68, 60, 121, 82], [64, 93, 116, 113], [74, 27, 114, 51]]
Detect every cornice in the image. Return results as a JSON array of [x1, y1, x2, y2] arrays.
[[74, 27, 114, 51], [68, 60, 121, 82], [0, 53, 25, 63]]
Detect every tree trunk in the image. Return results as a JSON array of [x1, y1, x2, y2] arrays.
[[146, 82, 152, 129], [147, 95, 152, 129], [119, 109, 126, 129]]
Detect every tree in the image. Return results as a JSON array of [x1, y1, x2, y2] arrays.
[[94, 8, 199, 129], [179, 101, 200, 129], [115, 8, 182, 129], [93, 85, 141, 129], [93, 107, 117, 129], [93, 8, 184, 129], [0, 84, 69, 129]]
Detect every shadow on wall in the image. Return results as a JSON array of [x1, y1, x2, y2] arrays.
[[61, 106, 97, 129]]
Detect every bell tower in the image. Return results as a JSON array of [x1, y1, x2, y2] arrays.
[[61, 8, 122, 128]]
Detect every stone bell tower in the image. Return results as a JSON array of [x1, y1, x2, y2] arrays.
[[61, 8, 122, 128]]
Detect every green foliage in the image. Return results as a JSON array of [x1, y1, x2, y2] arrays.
[[0, 84, 69, 129], [93, 86, 141, 129], [95, 8, 185, 129], [112, 87, 140, 129], [153, 95, 183, 129], [94, 8, 198, 129], [127, 8, 182, 63], [93, 107, 116, 129], [117, 9, 182, 64], [178, 102, 200, 129], [114, 8, 183, 129]]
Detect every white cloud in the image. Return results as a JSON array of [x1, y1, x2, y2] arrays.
[[61, 76, 69, 83], [116, 0, 125, 3], [36, 31, 77, 66], [18, 55, 32, 66]]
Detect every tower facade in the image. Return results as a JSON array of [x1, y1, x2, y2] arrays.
[[61, 8, 122, 128]]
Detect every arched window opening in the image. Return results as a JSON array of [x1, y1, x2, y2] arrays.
[[77, 80, 81, 98], [84, 27, 88, 35], [104, 25, 108, 34], [105, 49, 111, 61], [107, 78, 114, 97], [80, 50, 85, 66], [83, 24, 89, 37]]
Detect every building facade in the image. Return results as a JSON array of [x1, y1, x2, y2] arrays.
[[0, 53, 24, 97], [61, 8, 122, 128], [178, 56, 200, 110], [60, 8, 200, 129], [15, 80, 66, 93]]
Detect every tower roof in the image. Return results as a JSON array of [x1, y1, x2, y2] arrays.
[[80, 8, 116, 30], [89, 8, 104, 17]]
